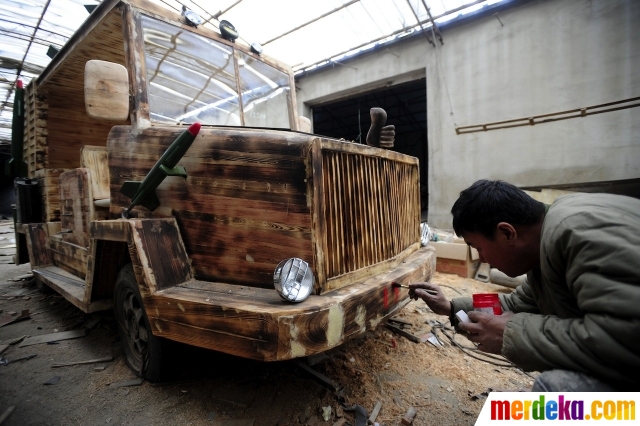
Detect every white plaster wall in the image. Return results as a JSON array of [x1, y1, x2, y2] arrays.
[[427, 0, 640, 227], [296, 0, 640, 228], [295, 35, 428, 119]]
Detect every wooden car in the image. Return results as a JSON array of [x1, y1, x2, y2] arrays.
[[13, 0, 435, 381]]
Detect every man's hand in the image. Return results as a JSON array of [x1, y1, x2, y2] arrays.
[[458, 311, 515, 354], [408, 282, 451, 316]]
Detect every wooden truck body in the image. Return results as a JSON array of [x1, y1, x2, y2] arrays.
[[14, 0, 435, 376]]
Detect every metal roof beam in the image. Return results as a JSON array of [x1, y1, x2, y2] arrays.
[[0, 0, 51, 112], [263, 0, 361, 46], [296, 0, 488, 74]]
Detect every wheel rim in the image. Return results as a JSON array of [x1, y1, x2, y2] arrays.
[[121, 288, 149, 366]]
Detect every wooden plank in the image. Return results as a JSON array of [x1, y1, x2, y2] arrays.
[[26, 224, 52, 267], [50, 251, 86, 280], [311, 139, 327, 292], [80, 146, 110, 200], [90, 220, 131, 242], [49, 237, 88, 264], [122, 4, 150, 125], [108, 127, 315, 288], [59, 168, 94, 247], [33, 266, 87, 312], [38, 1, 122, 86], [52, 355, 113, 368], [369, 401, 383, 424], [129, 218, 192, 292], [19, 329, 87, 347], [319, 138, 418, 165], [143, 246, 435, 361], [84, 60, 129, 121]]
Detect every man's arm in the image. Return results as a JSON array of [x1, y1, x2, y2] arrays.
[[502, 209, 640, 384]]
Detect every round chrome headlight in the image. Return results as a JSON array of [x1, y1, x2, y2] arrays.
[[273, 258, 314, 302]]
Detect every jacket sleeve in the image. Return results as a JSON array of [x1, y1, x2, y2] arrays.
[[498, 276, 540, 314], [501, 211, 640, 385]]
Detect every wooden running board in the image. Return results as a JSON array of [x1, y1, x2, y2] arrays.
[[34, 266, 112, 313]]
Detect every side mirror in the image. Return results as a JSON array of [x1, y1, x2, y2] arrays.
[[298, 116, 311, 133], [84, 60, 129, 121]]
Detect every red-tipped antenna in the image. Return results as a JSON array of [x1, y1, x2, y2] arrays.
[[188, 122, 201, 136]]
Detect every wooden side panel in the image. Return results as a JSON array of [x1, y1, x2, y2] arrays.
[[59, 169, 94, 247], [80, 145, 110, 200], [129, 219, 192, 292], [24, 81, 48, 177], [142, 245, 436, 361], [47, 90, 116, 170], [108, 126, 315, 289], [26, 224, 52, 267], [48, 236, 88, 280], [41, 9, 128, 170], [35, 168, 70, 222]]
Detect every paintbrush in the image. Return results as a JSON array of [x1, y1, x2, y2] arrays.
[[391, 282, 438, 296]]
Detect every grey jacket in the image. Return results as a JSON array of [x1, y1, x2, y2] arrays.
[[451, 193, 640, 385]]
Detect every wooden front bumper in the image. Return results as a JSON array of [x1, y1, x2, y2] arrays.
[[144, 245, 436, 361]]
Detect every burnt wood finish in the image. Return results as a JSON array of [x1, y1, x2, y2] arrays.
[[108, 126, 421, 292], [24, 81, 48, 177], [121, 4, 150, 126], [26, 224, 52, 267], [107, 126, 315, 288], [34, 168, 70, 222], [48, 235, 88, 280], [15, 0, 429, 363], [80, 146, 110, 201], [59, 169, 94, 248], [128, 218, 192, 292], [318, 139, 420, 290], [143, 245, 436, 361]]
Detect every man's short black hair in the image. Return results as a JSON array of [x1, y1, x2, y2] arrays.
[[451, 180, 545, 239]]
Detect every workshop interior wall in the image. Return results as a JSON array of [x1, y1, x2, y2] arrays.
[[296, 0, 640, 229]]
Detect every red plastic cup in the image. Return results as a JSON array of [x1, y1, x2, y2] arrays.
[[472, 293, 502, 315]]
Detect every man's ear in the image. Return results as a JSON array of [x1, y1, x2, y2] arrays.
[[496, 222, 517, 245]]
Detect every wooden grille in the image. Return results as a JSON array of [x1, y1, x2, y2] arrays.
[[321, 149, 420, 280]]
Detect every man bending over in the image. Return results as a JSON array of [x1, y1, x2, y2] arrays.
[[410, 180, 640, 391]]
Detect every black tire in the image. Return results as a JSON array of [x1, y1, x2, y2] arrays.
[[114, 263, 166, 382]]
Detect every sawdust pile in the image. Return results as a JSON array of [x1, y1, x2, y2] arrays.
[[317, 272, 536, 425]]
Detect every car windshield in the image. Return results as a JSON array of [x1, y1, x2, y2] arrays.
[[141, 15, 292, 129]]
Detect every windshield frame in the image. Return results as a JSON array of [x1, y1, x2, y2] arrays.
[[129, 5, 298, 130]]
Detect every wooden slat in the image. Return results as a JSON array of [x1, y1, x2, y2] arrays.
[[129, 218, 192, 292], [59, 169, 94, 247], [26, 224, 52, 267], [49, 237, 88, 264], [90, 220, 131, 242], [122, 5, 150, 125], [80, 146, 110, 200]]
